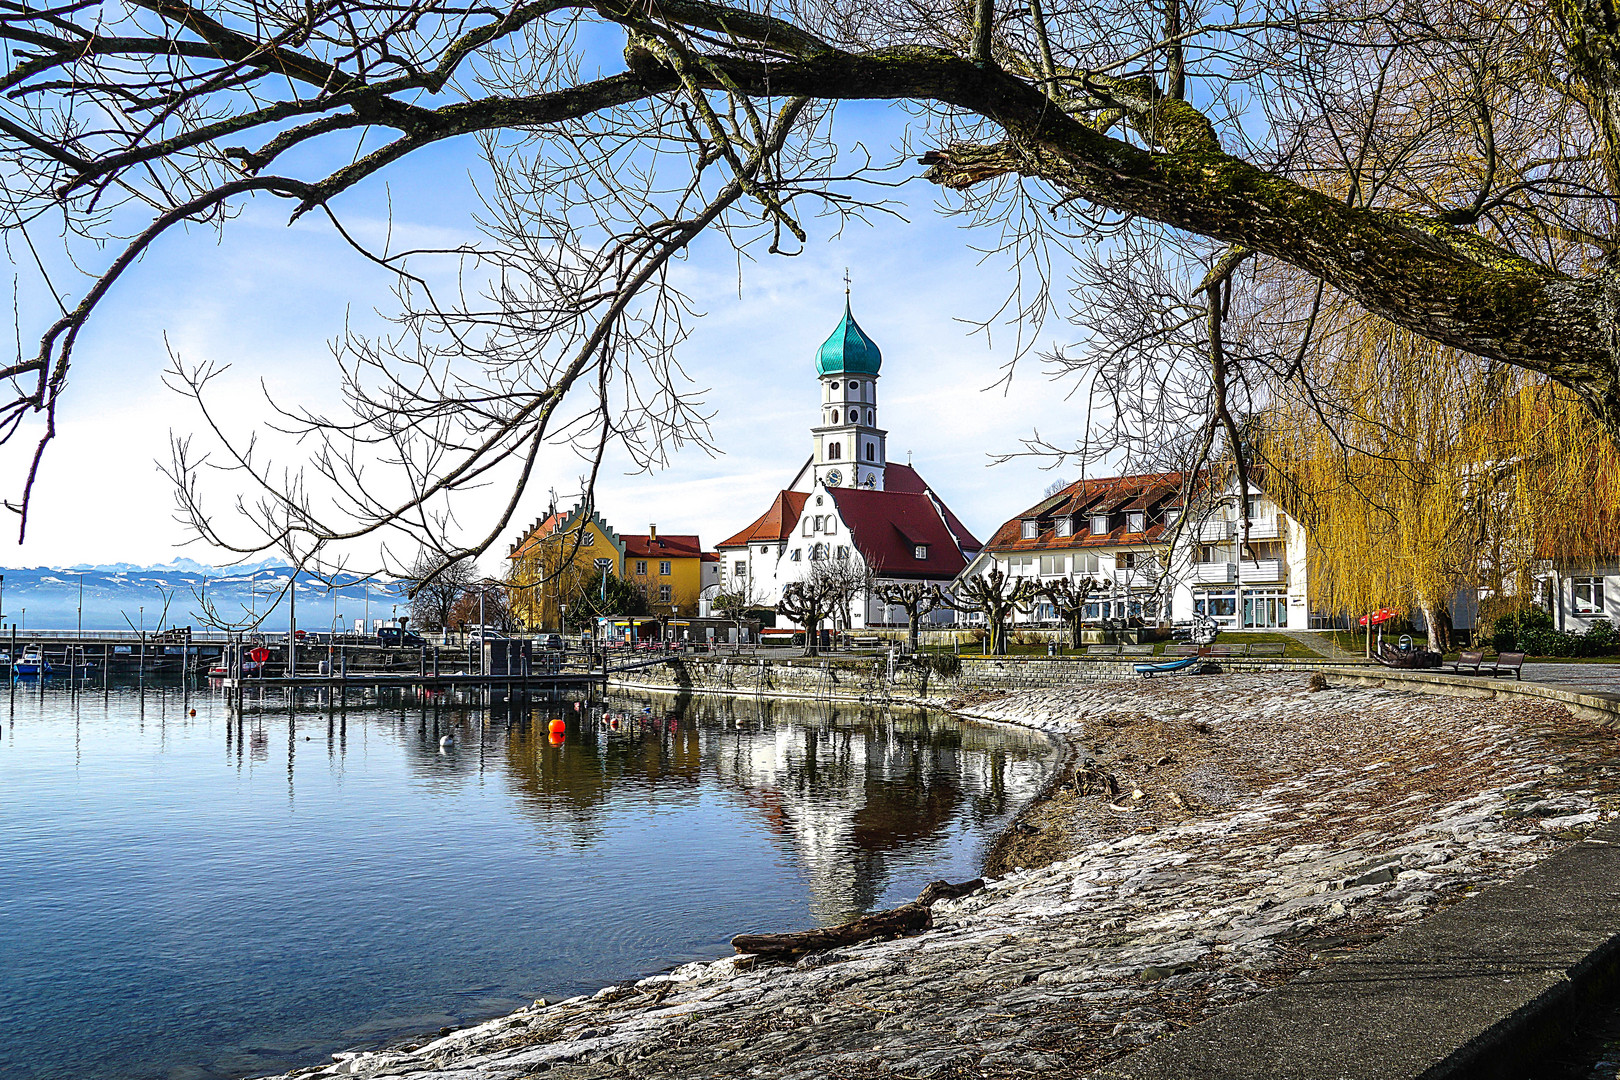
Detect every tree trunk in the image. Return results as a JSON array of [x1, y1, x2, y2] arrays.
[[908, 612, 921, 654], [1069, 611, 1083, 650], [731, 878, 983, 958]]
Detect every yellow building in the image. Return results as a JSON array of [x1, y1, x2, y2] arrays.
[[618, 525, 705, 617], [506, 508, 707, 627], [505, 504, 623, 630]]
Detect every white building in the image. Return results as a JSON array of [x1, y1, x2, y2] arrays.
[[1537, 564, 1619, 633], [962, 471, 1313, 631], [715, 300, 980, 628]]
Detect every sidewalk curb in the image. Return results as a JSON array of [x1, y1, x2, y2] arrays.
[[1087, 824, 1620, 1080]]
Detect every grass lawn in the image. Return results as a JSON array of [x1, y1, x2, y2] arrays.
[[917, 630, 1325, 659]]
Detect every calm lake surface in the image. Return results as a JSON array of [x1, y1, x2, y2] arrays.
[[0, 680, 1051, 1080]]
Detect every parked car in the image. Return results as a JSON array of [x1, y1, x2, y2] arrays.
[[376, 626, 425, 648], [467, 624, 508, 644], [542, 633, 565, 652]]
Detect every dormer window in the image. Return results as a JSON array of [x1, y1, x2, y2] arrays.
[[1163, 508, 1181, 527], [914, 544, 929, 560], [1021, 520, 1037, 539], [1054, 517, 1073, 537], [1090, 514, 1108, 535], [1128, 511, 1145, 533]]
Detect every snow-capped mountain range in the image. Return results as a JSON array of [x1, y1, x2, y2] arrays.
[[0, 559, 406, 632]]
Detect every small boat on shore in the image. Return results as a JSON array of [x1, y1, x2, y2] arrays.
[[1134, 654, 1204, 678]]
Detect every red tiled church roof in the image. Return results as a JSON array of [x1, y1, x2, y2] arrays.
[[717, 490, 810, 549], [826, 487, 976, 578]]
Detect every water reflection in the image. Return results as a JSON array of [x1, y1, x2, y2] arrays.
[[0, 678, 1051, 1080]]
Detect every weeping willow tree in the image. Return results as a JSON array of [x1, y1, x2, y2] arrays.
[[1255, 298, 1620, 648]]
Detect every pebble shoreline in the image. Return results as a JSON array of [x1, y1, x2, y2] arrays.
[[259, 674, 1620, 1080]]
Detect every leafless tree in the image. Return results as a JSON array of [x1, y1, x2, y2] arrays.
[[407, 553, 475, 631], [943, 566, 1035, 656], [875, 581, 945, 653], [814, 553, 871, 638], [778, 577, 838, 657], [1037, 576, 1108, 649], [3, 0, 1620, 577]]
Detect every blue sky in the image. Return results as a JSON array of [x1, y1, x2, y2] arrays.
[[4, 96, 1105, 573]]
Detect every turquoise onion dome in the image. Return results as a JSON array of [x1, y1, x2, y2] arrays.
[[815, 301, 882, 376]]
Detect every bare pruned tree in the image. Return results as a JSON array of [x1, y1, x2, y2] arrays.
[[944, 566, 1034, 656], [5, 0, 1620, 578], [778, 577, 838, 657], [1037, 576, 1108, 650], [875, 581, 945, 654]]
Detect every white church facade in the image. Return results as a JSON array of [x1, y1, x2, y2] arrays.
[[714, 300, 980, 628]]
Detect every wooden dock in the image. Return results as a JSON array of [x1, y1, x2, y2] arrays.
[[222, 671, 603, 690]]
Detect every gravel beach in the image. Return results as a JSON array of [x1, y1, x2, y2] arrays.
[[259, 674, 1620, 1080]]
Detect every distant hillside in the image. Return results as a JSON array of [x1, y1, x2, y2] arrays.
[[0, 560, 407, 632]]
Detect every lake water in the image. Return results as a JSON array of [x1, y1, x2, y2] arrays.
[[0, 680, 1051, 1080]]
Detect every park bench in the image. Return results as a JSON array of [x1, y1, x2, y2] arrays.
[[1120, 644, 1156, 656], [1166, 644, 1201, 657], [1207, 644, 1234, 657], [1451, 650, 1484, 674], [1485, 651, 1526, 679], [1084, 644, 1122, 656], [1249, 643, 1286, 657], [850, 635, 883, 649]]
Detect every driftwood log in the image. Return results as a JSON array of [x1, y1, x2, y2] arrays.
[[730, 878, 984, 958]]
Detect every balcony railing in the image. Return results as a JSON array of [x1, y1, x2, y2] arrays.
[[1197, 520, 1233, 542], [1239, 517, 1281, 541], [1237, 559, 1286, 582], [1111, 567, 1159, 587], [1194, 562, 1236, 584]]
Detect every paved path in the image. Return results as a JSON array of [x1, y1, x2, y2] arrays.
[[1278, 630, 1361, 660], [1522, 662, 1620, 695]]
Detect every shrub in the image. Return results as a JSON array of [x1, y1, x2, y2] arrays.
[[1490, 609, 1619, 658]]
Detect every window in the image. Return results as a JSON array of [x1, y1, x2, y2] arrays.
[[828, 442, 841, 460], [734, 560, 747, 577], [1127, 511, 1145, 533], [790, 548, 802, 562], [914, 544, 929, 560], [1197, 545, 1226, 564], [659, 560, 672, 576], [658, 584, 672, 603], [634, 560, 648, 576], [811, 542, 827, 559], [826, 517, 836, 535], [847, 380, 857, 390], [1021, 520, 1038, 539], [1194, 589, 1238, 623], [582, 532, 595, 546], [1243, 588, 1288, 628], [758, 546, 768, 555], [866, 410, 873, 425], [849, 408, 859, 422], [1162, 508, 1181, 528], [1006, 554, 1036, 576], [836, 545, 851, 559], [1090, 514, 1108, 535], [866, 443, 875, 461], [1078, 551, 1101, 574], [1039, 554, 1067, 575], [1575, 577, 1606, 615], [1245, 497, 1263, 521], [1054, 517, 1073, 537]]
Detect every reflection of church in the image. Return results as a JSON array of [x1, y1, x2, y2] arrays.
[[715, 298, 980, 627]]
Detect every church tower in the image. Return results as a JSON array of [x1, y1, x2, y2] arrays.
[[811, 292, 888, 490]]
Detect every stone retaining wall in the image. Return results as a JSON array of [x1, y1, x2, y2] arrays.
[[609, 653, 1362, 704]]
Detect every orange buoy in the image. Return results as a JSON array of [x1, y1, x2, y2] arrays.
[[610, 718, 620, 730], [189, 709, 196, 717], [549, 718, 567, 734], [548, 731, 565, 746]]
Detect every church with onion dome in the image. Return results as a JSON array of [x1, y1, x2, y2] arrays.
[[713, 296, 981, 628]]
